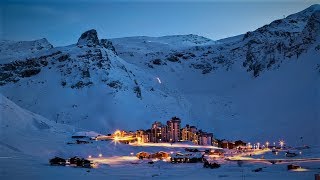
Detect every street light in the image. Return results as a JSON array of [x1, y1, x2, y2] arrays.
[[266, 141, 269, 149], [99, 153, 103, 157], [279, 140, 285, 149]]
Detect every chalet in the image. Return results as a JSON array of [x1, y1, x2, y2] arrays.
[[136, 151, 150, 159], [150, 151, 170, 159], [170, 152, 204, 163], [207, 149, 225, 157]]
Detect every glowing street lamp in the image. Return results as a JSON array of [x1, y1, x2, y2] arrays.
[[88, 155, 92, 158], [266, 141, 269, 148], [279, 140, 285, 149], [257, 142, 260, 149], [130, 152, 134, 156], [99, 153, 103, 157]]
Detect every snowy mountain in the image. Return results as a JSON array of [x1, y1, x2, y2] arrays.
[[0, 29, 191, 133], [112, 5, 320, 77], [0, 5, 319, 146]]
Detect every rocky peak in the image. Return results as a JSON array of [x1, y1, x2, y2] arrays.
[[100, 39, 117, 55], [33, 38, 53, 49], [77, 29, 100, 47], [242, 4, 320, 41]]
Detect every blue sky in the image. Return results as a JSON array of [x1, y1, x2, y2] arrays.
[[1, 0, 319, 46]]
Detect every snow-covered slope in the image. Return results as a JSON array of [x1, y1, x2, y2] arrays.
[[0, 93, 72, 158], [0, 38, 53, 64], [0, 5, 319, 146], [111, 34, 216, 68]]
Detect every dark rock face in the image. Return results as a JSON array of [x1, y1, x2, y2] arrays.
[[191, 63, 213, 74], [76, 29, 118, 55], [133, 86, 142, 99], [107, 80, 122, 89], [21, 69, 41, 77], [152, 59, 162, 65], [100, 39, 117, 55], [71, 81, 93, 89], [301, 11, 320, 45], [77, 29, 100, 47]]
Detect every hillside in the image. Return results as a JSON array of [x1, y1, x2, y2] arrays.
[[0, 93, 72, 158]]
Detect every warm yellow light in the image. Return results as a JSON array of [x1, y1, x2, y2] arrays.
[[292, 168, 308, 172], [114, 130, 121, 136], [137, 137, 141, 144]]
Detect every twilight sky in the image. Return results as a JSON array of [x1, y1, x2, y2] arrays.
[[1, 0, 319, 46]]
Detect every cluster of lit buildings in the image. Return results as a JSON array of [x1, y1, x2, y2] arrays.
[[108, 117, 284, 149], [134, 117, 214, 146]]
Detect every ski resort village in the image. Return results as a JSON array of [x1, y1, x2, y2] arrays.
[[47, 116, 320, 179], [1, 2, 320, 180]]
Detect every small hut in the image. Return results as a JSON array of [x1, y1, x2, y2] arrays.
[[150, 151, 170, 159], [136, 152, 150, 159], [170, 152, 204, 163]]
